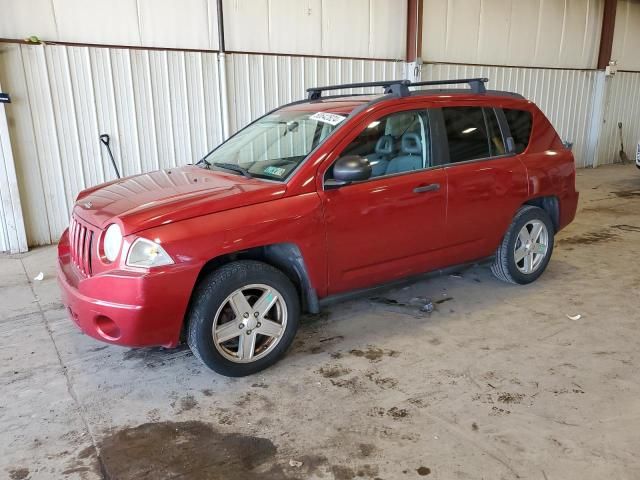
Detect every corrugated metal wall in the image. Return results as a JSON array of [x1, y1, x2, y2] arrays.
[[0, 89, 27, 253], [422, 0, 604, 69], [226, 53, 404, 131], [422, 64, 599, 168], [0, 43, 404, 246], [0, 43, 224, 245], [598, 72, 640, 166]]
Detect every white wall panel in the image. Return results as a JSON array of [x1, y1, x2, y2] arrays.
[[423, 64, 599, 167], [422, 0, 604, 69], [612, 0, 640, 71], [226, 53, 405, 132], [598, 72, 640, 166], [0, 43, 224, 246], [0, 84, 28, 253], [0, 0, 219, 50], [223, 0, 406, 59]]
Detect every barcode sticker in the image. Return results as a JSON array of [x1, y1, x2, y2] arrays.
[[310, 112, 346, 126]]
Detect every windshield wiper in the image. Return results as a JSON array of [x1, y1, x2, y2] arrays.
[[212, 162, 253, 178], [195, 157, 211, 168]]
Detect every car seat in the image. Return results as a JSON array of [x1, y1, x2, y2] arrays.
[[386, 132, 422, 174], [366, 135, 394, 177]]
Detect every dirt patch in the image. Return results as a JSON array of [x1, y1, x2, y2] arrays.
[[330, 377, 361, 391], [364, 371, 398, 389], [558, 229, 619, 245], [350, 346, 399, 362], [96, 421, 284, 479], [358, 443, 376, 458], [172, 395, 198, 413], [497, 392, 525, 404], [386, 407, 409, 420], [317, 365, 351, 378], [8, 468, 30, 480], [332, 465, 356, 480], [301, 335, 344, 355], [94, 425, 381, 480], [122, 345, 193, 368], [490, 406, 511, 416], [612, 189, 640, 198], [612, 224, 640, 233]]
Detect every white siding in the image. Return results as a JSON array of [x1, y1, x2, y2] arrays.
[[422, 0, 604, 69], [611, 0, 640, 71], [226, 53, 405, 132], [223, 0, 406, 59], [0, 85, 28, 253], [422, 64, 600, 168], [598, 72, 640, 166], [0, 43, 223, 246], [0, 0, 220, 50]]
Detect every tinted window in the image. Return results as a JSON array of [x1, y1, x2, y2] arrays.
[[503, 109, 532, 154], [328, 110, 430, 179], [443, 107, 491, 163]]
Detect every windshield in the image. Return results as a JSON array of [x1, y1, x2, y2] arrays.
[[200, 109, 346, 181]]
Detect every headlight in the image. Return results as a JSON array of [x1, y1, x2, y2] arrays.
[[103, 224, 122, 262], [126, 238, 174, 268]]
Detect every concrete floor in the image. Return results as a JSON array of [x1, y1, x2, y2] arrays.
[[2, 163, 640, 480]]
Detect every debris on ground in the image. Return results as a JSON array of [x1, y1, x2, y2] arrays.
[[289, 459, 303, 468], [566, 314, 582, 321], [420, 302, 434, 313], [33, 272, 44, 281]]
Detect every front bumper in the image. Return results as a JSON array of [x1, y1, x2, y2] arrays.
[[56, 229, 200, 348]]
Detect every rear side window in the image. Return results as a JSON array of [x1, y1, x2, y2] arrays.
[[503, 109, 533, 154], [443, 107, 504, 163]]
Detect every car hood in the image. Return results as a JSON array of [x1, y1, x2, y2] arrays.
[[73, 166, 287, 235]]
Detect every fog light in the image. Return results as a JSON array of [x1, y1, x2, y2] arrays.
[[95, 315, 121, 340]]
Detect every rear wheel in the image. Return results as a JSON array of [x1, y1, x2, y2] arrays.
[[187, 260, 300, 376], [491, 206, 554, 284]]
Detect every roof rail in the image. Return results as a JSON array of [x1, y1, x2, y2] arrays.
[[306, 77, 488, 99]]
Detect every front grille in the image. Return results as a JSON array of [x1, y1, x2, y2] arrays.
[[69, 215, 95, 276]]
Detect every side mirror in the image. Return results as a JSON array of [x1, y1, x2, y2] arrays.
[[327, 155, 371, 188]]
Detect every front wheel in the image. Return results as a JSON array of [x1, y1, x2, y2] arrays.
[[491, 205, 554, 284], [187, 260, 300, 376]]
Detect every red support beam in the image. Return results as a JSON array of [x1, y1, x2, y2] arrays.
[[597, 0, 617, 70], [406, 0, 422, 62]]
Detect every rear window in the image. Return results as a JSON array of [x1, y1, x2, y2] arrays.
[[503, 109, 533, 154]]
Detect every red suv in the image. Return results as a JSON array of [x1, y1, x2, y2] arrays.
[[57, 78, 578, 376]]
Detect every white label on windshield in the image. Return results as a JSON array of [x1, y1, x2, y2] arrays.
[[310, 112, 346, 126]]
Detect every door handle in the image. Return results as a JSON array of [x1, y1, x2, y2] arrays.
[[413, 183, 440, 194]]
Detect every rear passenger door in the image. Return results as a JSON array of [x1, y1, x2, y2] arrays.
[[438, 106, 529, 260]]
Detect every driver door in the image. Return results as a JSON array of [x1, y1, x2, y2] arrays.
[[318, 108, 448, 295]]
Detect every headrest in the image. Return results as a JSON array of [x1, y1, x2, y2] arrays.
[[375, 135, 394, 155], [401, 133, 422, 155]]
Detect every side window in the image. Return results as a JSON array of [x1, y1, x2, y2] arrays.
[[327, 110, 431, 179], [442, 107, 491, 163], [442, 107, 508, 163], [503, 109, 533, 154]]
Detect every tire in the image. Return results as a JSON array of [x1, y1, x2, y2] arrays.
[[491, 205, 555, 285], [187, 260, 300, 377]]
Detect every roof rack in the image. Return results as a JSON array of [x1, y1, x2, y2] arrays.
[[306, 77, 488, 100]]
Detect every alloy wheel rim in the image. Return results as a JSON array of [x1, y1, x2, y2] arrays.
[[212, 284, 287, 363], [514, 220, 549, 274]]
